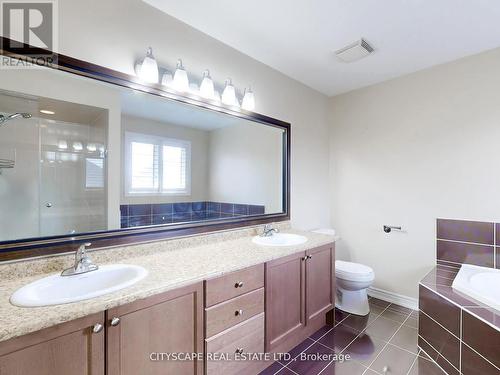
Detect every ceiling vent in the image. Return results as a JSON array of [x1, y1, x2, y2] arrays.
[[335, 39, 374, 63]]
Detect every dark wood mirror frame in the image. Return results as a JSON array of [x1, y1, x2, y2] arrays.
[[0, 37, 290, 261]]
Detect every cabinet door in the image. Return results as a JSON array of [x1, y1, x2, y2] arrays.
[[265, 251, 306, 352], [0, 312, 105, 375], [306, 244, 334, 326], [107, 282, 203, 375]]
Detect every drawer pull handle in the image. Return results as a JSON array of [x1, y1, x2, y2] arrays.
[[235, 309, 244, 316], [110, 317, 121, 326], [235, 281, 244, 288], [235, 347, 244, 355], [92, 323, 103, 333]]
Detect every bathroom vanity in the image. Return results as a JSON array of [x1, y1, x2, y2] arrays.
[[0, 229, 335, 375], [0, 37, 333, 375]]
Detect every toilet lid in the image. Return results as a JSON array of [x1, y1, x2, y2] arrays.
[[336, 260, 374, 281]]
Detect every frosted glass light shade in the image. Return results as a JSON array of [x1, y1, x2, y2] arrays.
[[199, 70, 215, 99], [173, 59, 189, 92], [242, 88, 255, 111], [222, 79, 239, 107], [138, 47, 159, 84]]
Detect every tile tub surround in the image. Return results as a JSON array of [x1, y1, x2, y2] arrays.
[[436, 218, 496, 268], [120, 201, 266, 228], [0, 224, 337, 343], [419, 266, 500, 375], [259, 298, 446, 375]]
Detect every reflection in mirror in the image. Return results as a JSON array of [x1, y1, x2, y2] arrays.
[[0, 64, 285, 244]]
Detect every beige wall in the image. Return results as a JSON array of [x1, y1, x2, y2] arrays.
[[56, 0, 331, 230], [0, 68, 122, 232], [121, 115, 209, 204], [329, 48, 500, 298], [208, 123, 283, 213]]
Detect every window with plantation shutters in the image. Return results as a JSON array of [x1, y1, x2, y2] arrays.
[[125, 132, 191, 196], [85, 158, 105, 189]]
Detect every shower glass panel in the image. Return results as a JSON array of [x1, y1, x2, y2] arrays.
[[0, 112, 39, 241], [0, 89, 108, 242], [39, 119, 107, 237]]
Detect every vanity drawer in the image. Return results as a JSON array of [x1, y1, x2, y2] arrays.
[[205, 264, 264, 307], [206, 288, 264, 337], [205, 313, 265, 375]]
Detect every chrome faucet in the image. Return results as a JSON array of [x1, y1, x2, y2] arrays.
[[61, 242, 98, 276], [261, 224, 279, 237]]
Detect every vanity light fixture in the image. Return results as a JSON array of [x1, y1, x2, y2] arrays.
[[222, 78, 239, 107], [199, 70, 215, 99], [241, 87, 255, 111], [136, 47, 159, 84], [172, 59, 189, 92], [134, 53, 256, 111], [40, 109, 55, 115]]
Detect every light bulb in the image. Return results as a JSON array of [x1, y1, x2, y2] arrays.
[[199, 70, 215, 99], [137, 47, 159, 84], [222, 78, 239, 107], [173, 59, 189, 92], [242, 87, 255, 111], [161, 71, 173, 87], [58, 140, 67, 150]]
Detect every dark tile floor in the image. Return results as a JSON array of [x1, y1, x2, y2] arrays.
[[259, 297, 446, 375]]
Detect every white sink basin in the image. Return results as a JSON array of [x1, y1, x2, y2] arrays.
[[10, 264, 148, 307], [252, 233, 308, 247]]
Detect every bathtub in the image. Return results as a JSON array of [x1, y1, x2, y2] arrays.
[[452, 264, 500, 312]]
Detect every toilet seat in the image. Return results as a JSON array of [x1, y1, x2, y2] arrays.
[[336, 260, 374, 282]]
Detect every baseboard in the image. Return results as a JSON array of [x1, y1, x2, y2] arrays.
[[367, 287, 418, 310]]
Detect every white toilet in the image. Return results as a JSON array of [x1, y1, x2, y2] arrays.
[[335, 260, 375, 316]]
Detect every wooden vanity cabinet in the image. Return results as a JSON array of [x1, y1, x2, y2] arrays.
[[0, 312, 105, 375], [265, 243, 335, 353], [106, 282, 204, 375], [305, 244, 335, 326]]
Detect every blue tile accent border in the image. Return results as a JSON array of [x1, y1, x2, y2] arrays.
[[120, 201, 266, 229]]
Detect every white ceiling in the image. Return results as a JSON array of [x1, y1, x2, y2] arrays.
[[144, 0, 500, 96]]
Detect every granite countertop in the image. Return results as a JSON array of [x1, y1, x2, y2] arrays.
[[0, 226, 337, 343]]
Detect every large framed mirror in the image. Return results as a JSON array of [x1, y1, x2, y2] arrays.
[[0, 37, 290, 261]]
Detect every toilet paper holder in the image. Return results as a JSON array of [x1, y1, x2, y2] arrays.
[[383, 225, 402, 233]]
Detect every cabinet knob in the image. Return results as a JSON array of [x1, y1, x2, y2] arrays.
[[307, 255, 313, 260], [92, 323, 103, 333], [235, 347, 244, 355], [302, 256, 308, 261], [235, 309, 243, 316], [235, 281, 244, 288], [110, 317, 121, 326]]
